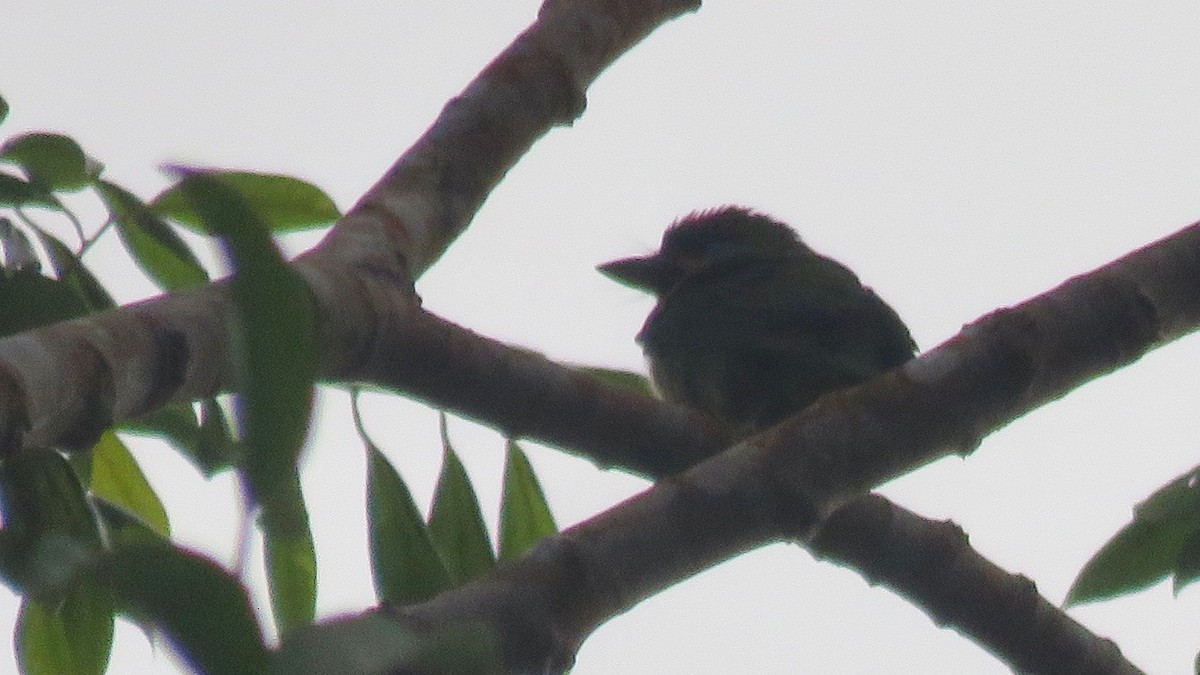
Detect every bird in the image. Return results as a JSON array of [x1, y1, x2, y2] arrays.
[[598, 206, 916, 440]]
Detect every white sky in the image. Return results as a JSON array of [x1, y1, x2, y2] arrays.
[[5, 2, 1200, 673]]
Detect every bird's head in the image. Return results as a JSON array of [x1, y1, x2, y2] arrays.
[[598, 206, 804, 295]]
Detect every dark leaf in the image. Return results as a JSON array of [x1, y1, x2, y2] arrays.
[[152, 170, 340, 233], [118, 403, 199, 451], [122, 400, 242, 477], [498, 440, 557, 561], [0, 450, 102, 595], [96, 180, 207, 291], [36, 231, 114, 311], [66, 448, 93, 491], [0, 451, 101, 548], [0, 171, 58, 208], [104, 541, 269, 675], [92, 500, 168, 549], [0, 133, 91, 192], [195, 399, 242, 475], [1174, 523, 1200, 593], [366, 445, 450, 605], [1066, 469, 1200, 605], [0, 95, 8, 125], [0, 268, 89, 337], [428, 413, 495, 584], [195, 398, 242, 473]]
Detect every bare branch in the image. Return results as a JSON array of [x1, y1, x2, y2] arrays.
[[312, 0, 702, 278]]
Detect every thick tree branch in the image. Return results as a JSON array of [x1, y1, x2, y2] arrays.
[[317, 0, 703, 279], [299, 221, 1199, 672], [0, 0, 700, 453], [361, 222, 1200, 482], [348, 305, 726, 478]]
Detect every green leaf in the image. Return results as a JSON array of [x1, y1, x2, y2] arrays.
[[498, 440, 557, 561], [0, 94, 8, 126], [194, 398, 242, 474], [119, 402, 199, 448], [66, 448, 94, 491], [575, 366, 655, 397], [260, 474, 317, 636], [428, 414, 495, 584], [89, 430, 170, 537], [96, 180, 208, 291], [0, 133, 91, 192], [104, 541, 269, 675], [17, 598, 77, 675], [366, 445, 450, 605], [152, 170, 340, 233], [92, 500, 167, 548], [16, 582, 114, 675], [1173, 524, 1200, 593], [1066, 470, 1200, 606], [36, 231, 115, 312], [122, 400, 242, 477], [171, 169, 315, 503], [0, 451, 101, 548], [0, 268, 89, 337], [0, 171, 58, 208], [0, 450, 102, 595]]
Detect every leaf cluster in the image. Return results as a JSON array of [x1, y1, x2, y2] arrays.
[[0, 91, 576, 674]]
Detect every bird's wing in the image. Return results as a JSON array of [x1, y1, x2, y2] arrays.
[[645, 257, 914, 372]]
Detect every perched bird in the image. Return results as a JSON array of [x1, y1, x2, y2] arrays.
[[598, 206, 916, 439]]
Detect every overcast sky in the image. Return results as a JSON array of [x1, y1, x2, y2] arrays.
[[6, 2, 1200, 673]]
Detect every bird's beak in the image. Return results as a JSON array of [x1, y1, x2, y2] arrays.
[[597, 254, 667, 293]]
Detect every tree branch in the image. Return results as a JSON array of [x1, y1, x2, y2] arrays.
[[348, 304, 726, 478], [297, 220, 1199, 672], [811, 496, 1142, 674], [0, 0, 700, 454], [360, 221, 1200, 484], [317, 0, 703, 279]]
